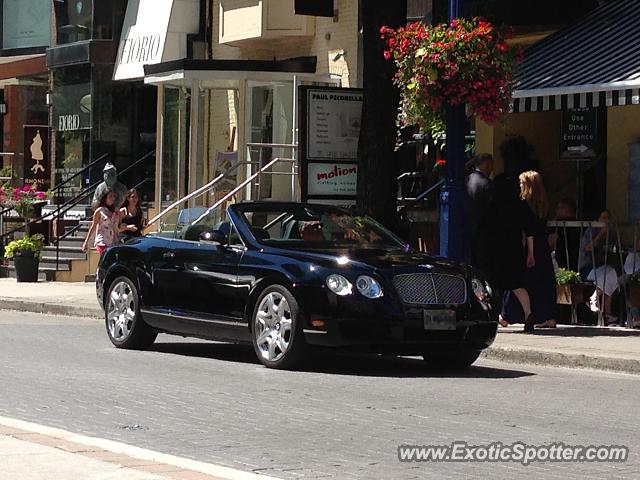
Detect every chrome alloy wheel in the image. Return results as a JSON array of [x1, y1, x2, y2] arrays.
[[107, 279, 137, 341], [254, 292, 293, 362]]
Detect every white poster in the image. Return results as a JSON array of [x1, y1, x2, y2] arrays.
[[306, 89, 363, 161], [307, 163, 357, 197], [2, 0, 50, 49]]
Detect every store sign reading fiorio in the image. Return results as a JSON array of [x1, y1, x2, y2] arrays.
[[113, 0, 200, 80], [119, 34, 162, 64], [58, 115, 80, 132]]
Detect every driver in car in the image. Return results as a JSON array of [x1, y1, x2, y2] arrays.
[[300, 221, 324, 241]]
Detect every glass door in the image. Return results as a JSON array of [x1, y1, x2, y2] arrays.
[[160, 86, 190, 208], [246, 80, 295, 201]]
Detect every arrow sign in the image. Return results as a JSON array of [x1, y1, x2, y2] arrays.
[[561, 108, 597, 158], [567, 144, 589, 153]]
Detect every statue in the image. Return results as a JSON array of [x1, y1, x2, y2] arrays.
[[92, 163, 127, 209]]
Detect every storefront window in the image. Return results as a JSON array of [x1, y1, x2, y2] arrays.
[[246, 81, 294, 200], [161, 86, 190, 206], [2, 0, 51, 49], [54, 0, 93, 44], [52, 65, 91, 199]]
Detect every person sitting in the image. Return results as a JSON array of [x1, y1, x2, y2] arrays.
[[579, 209, 619, 325], [300, 222, 324, 242]]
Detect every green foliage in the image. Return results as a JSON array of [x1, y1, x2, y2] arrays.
[[4, 234, 45, 260], [556, 268, 582, 285]]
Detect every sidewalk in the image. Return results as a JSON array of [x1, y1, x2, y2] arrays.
[[1, 278, 640, 374], [0, 416, 280, 480], [0, 278, 100, 317]]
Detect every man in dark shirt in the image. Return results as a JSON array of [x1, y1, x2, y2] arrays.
[[466, 153, 494, 264]]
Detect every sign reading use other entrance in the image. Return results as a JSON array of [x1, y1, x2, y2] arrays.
[[561, 107, 598, 158]]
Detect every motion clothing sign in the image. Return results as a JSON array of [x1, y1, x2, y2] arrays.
[[299, 86, 362, 204], [561, 107, 598, 158], [113, 0, 200, 80], [307, 163, 357, 196]]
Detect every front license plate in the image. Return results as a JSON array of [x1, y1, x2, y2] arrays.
[[423, 309, 457, 330]]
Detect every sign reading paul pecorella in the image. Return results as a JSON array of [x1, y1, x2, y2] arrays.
[[299, 86, 363, 204]]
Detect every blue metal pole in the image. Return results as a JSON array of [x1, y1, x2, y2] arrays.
[[440, 0, 469, 262]]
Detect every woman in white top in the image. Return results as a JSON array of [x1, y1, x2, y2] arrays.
[[82, 188, 119, 255]]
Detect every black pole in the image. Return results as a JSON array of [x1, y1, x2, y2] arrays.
[[439, 0, 469, 262]]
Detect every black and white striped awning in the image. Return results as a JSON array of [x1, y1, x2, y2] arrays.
[[512, 0, 640, 113]]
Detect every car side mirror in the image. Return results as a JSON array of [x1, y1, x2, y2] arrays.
[[199, 229, 227, 245]]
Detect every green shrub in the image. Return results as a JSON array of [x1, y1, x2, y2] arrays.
[[4, 234, 45, 260], [556, 268, 582, 285]]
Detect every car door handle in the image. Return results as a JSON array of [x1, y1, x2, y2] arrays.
[[163, 251, 176, 260]]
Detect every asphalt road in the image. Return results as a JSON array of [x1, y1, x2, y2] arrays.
[[0, 310, 639, 479]]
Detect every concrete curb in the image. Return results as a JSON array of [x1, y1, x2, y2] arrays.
[[2, 301, 639, 374], [482, 346, 640, 375], [0, 298, 101, 319]]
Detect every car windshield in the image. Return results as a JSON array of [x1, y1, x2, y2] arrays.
[[237, 204, 407, 250]]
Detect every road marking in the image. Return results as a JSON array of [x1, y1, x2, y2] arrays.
[[0, 415, 282, 480]]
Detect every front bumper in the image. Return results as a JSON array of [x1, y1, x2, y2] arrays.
[[294, 285, 498, 354]]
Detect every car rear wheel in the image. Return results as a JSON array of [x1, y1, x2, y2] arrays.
[[422, 350, 481, 369], [105, 276, 157, 349], [251, 285, 305, 369]]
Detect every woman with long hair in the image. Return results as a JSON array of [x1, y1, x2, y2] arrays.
[[502, 171, 557, 328], [479, 172, 536, 333], [82, 187, 118, 255], [118, 188, 146, 241]]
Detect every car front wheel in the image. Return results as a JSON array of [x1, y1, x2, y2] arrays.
[[105, 276, 157, 349], [251, 285, 305, 369]]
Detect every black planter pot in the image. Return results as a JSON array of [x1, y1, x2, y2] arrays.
[[13, 251, 39, 282]]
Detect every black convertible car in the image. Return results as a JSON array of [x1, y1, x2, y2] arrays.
[[97, 202, 498, 369]]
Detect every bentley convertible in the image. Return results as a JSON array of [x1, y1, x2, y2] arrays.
[[96, 202, 498, 369]]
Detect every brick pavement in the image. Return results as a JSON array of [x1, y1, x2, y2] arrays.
[[2, 278, 640, 373], [0, 311, 639, 479]]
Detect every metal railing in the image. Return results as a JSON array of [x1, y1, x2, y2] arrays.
[[148, 156, 298, 238], [1, 150, 155, 272], [549, 220, 634, 328]]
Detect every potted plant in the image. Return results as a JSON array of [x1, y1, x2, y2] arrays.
[[3, 234, 44, 282], [556, 268, 585, 305], [2, 184, 49, 219], [382, 18, 521, 140], [626, 273, 640, 309]]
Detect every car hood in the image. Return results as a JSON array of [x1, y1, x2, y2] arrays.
[[263, 246, 470, 275]]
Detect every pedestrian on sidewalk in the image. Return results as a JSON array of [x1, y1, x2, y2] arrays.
[[82, 188, 118, 255], [478, 172, 536, 333], [118, 188, 146, 242], [503, 171, 557, 329], [466, 153, 494, 265]]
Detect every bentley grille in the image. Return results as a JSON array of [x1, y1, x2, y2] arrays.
[[392, 273, 467, 305]]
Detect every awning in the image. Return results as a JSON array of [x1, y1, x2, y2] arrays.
[[143, 57, 318, 85], [113, 0, 200, 81], [512, 0, 640, 112], [0, 54, 46, 81]]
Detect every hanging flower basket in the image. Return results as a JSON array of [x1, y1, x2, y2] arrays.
[[381, 18, 522, 139]]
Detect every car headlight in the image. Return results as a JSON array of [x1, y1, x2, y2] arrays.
[[326, 274, 353, 296], [471, 277, 492, 311], [356, 275, 383, 299]]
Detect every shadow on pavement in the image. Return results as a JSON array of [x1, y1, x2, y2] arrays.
[[150, 341, 535, 379]]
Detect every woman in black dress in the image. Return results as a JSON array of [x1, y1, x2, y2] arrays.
[[477, 173, 536, 332], [118, 188, 146, 241], [503, 171, 557, 328]]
